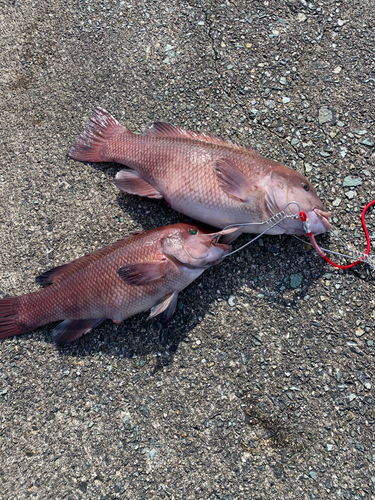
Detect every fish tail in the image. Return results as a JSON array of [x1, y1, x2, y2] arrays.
[[0, 297, 31, 339], [67, 107, 129, 163]]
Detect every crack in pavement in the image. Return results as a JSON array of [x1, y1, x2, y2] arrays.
[[189, 0, 299, 155]]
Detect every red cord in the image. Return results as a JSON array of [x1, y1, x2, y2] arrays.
[[300, 201, 375, 269]]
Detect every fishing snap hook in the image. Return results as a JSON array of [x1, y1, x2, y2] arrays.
[[217, 201, 302, 258]]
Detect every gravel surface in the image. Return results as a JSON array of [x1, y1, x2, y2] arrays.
[[0, 1, 374, 499]]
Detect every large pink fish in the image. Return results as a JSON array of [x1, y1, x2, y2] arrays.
[[0, 223, 234, 344], [68, 108, 331, 236]]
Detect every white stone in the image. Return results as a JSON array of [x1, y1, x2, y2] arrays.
[[296, 13, 307, 22]]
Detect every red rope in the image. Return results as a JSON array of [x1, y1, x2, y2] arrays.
[[300, 200, 375, 269]]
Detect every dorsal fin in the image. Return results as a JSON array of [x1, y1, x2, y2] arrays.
[[35, 235, 138, 286], [143, 122, 259, 154]]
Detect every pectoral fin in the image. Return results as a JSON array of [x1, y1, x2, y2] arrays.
[[52, 318, 105, 344], [118, 260, 166, 286], [115, 169, 163, 199], [149, 291, 178, 323], [215, 158, 256, 202]]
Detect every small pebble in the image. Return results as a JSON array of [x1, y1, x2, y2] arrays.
[[228, 295, 236, 307], [318, 106, 333, 125], [355, 327, 365, 337], [296, 13, 307, 22], [140, 406, 150, 418], [333, 66, 342, 74], [265, 99, 276, 109], [290, 273, 303, 289], [342, 176, 362, 187], [241, 353, 250, 365], [361, 137, 374, 147]]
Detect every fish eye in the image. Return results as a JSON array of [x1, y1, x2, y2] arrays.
[[188, 228, 198, 235], [301, 182, 309, 191]]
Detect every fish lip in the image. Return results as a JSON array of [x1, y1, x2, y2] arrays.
[[313, 207, 331, 220], [313, 208, 332, 226]]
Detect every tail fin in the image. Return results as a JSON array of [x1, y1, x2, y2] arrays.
[[0, 297, 29, 339], [67, 107, 128, 163]]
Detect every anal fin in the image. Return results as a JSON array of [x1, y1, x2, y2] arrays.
[[52, 318, 105, 344], [114, 169, 163, 199]]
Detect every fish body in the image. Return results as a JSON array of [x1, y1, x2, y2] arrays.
[[68, 108, 331, 236], [0, 223, 232, 344]]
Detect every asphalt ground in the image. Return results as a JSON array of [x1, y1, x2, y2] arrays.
[[0, 1, 374, 499]]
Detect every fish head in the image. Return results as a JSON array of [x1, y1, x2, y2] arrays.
[[161, 224, 236, 268], [265, 164, 331, 235]]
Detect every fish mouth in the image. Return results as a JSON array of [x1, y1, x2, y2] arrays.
[[180, 236, 232, 268], [208, 240, 232, 265], [183, 236, 232, 261]]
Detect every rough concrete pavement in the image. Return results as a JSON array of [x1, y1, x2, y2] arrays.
[[0, 1, 374, 499]]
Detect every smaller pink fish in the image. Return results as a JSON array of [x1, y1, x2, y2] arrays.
[[0, 223, 235, 344]]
